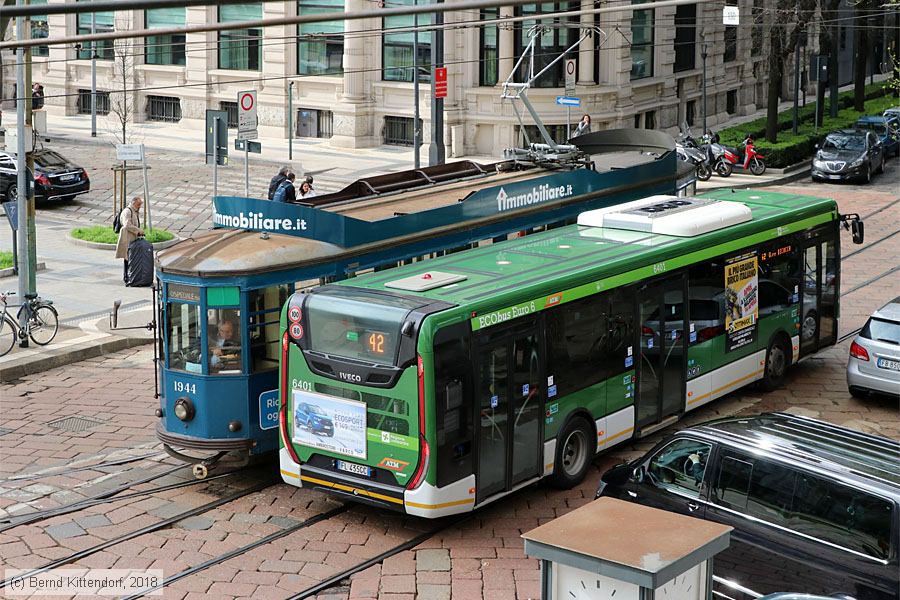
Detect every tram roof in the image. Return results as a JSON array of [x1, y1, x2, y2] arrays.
[[336, 190, 838, 309]]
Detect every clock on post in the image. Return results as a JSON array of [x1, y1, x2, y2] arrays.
[[522, 497, 732, 600]]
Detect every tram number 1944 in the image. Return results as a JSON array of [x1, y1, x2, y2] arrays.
[[173, 381, 197, 394]]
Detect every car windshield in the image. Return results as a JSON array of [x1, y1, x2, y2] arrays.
[[856, 122, 886, 135], [823, 135, 865, 151], [308, 405, 324, 414], [861, 317, 900, 345]]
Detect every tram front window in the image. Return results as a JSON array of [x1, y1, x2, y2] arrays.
[[208, 308, 242, 374], [168, 302, 202, 373]]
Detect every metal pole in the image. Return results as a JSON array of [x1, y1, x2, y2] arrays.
[[142, 151, 152, 232], [428, 0, 444, 166], [213, 117, 219, 197], [792, 40, 800, 135], [15, 0, 30, 347], [413, 0, 420, 170], [244, 146, 249, 197], [91, 11, 97, 137], [701, 41, 708, 133], [288, 81, 294, 161], [566, 106, 570, 139], [24, 0, 35, 296]]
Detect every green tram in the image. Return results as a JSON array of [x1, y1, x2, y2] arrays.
[[278, 190, 862, 517]]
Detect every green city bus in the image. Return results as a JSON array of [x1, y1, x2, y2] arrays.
[[278, 190, 860, 517]]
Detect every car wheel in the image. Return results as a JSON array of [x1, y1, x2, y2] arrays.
[[849, 386, 868, 400], [760, 336, 791, 391], [548, 416, 594, 489]]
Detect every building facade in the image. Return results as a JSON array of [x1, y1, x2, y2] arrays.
[[2, 0, 856, 156]]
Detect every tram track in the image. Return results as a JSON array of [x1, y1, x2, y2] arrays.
[[0, 450, 164, 485], [0, 475, 276, 591]]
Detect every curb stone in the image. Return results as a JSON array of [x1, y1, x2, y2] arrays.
[[0, 262, 46, 279], [66, 232, 181, 251], [0, 334, 152, 383]]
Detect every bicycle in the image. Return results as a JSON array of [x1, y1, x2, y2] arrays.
[[0, 290, 59, 356]]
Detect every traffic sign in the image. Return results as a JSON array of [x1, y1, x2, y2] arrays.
[[234, 139, 262, 154], [565, 59, 576, 96], [434, 67, 448, 99], [237, 90, 258, 138], [555, 96, 581, 107]]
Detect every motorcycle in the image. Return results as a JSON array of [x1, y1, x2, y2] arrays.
[[677, 127, 712, 181], [700, 132, 738, 177]]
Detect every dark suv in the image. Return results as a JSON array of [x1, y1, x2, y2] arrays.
[[596, 413, 898, 600]]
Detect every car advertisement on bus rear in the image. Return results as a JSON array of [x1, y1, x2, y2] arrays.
[[292, 390, 367, 459], [725, 251, 759, 352]]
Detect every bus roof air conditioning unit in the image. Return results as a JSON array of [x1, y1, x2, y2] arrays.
[[385, 271, 468, 292], [577, 195, 752, 236]]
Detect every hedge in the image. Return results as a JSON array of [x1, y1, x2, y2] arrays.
[[70, 226, 174, 245], [717, 87, 899, 167]]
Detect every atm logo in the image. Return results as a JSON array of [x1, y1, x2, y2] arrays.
[[378, 458, 410, 471], [545, 293, 563, 308]]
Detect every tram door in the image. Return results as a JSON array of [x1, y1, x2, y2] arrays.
[[475, 324, 544, 503], [636, 274, 687, 430]]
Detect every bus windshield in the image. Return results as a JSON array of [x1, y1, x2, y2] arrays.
[[306, 288, 425, 365]]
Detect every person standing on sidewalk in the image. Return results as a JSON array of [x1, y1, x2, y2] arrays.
[[268, 166, 290, 200], [115, 196, 144, 284], [272, 171, 297, 203]]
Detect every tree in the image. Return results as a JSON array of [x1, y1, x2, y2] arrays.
[[852, 0, 874, 111], [765, 0, 818, 143], [107, 36, 135, 145]]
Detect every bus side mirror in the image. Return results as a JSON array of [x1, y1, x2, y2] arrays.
[[851, 220, 864, 244], [110, 299, 122, 329]]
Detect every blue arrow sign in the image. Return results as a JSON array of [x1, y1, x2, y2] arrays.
[[556, 96, 581, 107]]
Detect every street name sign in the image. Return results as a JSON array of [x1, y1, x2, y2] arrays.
[[235, 139, 262, 154]]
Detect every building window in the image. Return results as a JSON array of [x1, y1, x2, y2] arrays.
[[147, 95, 182, 122], [634, 110, 655, 129], [145, 7, 186, 65], [384, 116, 419, 146], [30, 0, 49, 57], [219, 3, 262, 71], [726, 90, 737, 115], [724, 25, 737, 62], [631, 1, 654, 80], [514, 3, 577, 88], [383, 0, 432, 83], [298, 0, 343, 75], [77, 89, 110, 115], [480, 8, 499, 86], [673, 3, 696, 72], [686, 100, 695, 126], [221, 101, 239, 128], [76, 0, 114, 60], [296, 108, 334, 138], [519, 124, 568, 145]]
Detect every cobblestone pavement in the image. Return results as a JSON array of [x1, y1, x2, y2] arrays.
[[0, 174, 897, 600]]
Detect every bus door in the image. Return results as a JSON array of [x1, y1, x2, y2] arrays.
[[474, 323, 544, 503], [800, 244, 821, 357], [799, 234, 838, 357], [636, 274, 687, 432]]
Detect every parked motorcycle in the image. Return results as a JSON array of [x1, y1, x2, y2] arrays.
[[677, 127, 712, 181], [700, 132, 738, 177], [732, 135, 767, 176]]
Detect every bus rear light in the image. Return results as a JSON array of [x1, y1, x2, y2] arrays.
[[408, 354, 428, 490], [849, 341, 869, 361], [280, 331, 302, 465]]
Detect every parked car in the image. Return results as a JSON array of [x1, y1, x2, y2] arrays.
[[856, 115, 900, 158], [294, 402, 334, 437], [847, 296, 900, 399], [0, 149, 90, 203], [811, 129, 884, 183], [596, 413, 899, 600]]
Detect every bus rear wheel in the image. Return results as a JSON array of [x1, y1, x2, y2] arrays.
[[760, 336, 790, 392], [548, 416, 593, 489]]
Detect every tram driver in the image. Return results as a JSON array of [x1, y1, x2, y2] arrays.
[[209, 317, 241, 373]]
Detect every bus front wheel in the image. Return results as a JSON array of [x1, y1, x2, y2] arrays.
[[548, 416, 594, 489]]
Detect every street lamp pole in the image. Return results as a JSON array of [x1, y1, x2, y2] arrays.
[[701, 41, 708, 133], [413, 0, 420, 170], [91, 10, 97, 137], [288, 81, 294, 161]]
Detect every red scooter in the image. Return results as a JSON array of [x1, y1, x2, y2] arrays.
[[720, 135, 767, 176]]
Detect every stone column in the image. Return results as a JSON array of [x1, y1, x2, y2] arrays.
[[578, 0, 594, 84], [342, 0, 367, 101], [183, 5, 211, 121], [498, 5, 514, 82]]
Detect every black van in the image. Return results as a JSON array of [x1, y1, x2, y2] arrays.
[[596, 413, 899, 600]]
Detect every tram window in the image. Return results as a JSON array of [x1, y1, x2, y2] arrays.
[[249, 285, 290, 373], [208, 308, 242, 374], [167, 302, 202, 373]]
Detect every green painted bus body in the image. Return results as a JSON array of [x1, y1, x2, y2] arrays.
[[282, 190, 838, 491]]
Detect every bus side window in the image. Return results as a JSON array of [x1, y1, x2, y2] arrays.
[[434, 322, 474, 488]]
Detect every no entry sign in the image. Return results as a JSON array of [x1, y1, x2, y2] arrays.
[[238, 90, 258, 140]]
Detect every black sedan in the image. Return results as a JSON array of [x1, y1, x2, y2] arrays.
[[0, 149, 90, 203], [811, 128, 884, 183]]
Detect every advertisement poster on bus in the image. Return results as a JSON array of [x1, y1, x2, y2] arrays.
[[292, 390, 367, 459], [724, 251, 759, 352]]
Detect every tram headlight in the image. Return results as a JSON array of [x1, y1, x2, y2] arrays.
[[174, 397, 195, 421]]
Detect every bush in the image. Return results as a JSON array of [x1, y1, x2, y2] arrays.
[[718, 92, 898, 168], [0, 251, 11, 270], [71, 226, 174, 245]]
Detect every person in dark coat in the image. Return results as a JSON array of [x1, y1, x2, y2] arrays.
[[272, 171, 297, 203], [268, 166, 290, 200]]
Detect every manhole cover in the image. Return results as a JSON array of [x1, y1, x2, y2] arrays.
[[47, 416, 105, 433]]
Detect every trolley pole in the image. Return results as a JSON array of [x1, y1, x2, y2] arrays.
[[91, 10, 97, 137], [701, 41, 708, 133]]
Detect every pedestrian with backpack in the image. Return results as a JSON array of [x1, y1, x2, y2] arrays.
[[272, 171, 297, 203], [115, 196, 144, 285]]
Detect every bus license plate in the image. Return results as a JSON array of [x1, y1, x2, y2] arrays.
[[876, 358, 900, 371], [336, 460, 371, 477]]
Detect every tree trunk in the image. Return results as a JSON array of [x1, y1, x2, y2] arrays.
[[766, 29, 784, 143], [853, 4, 869, 112]]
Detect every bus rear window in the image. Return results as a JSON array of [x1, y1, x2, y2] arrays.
[[306, 288, 424, 365]]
